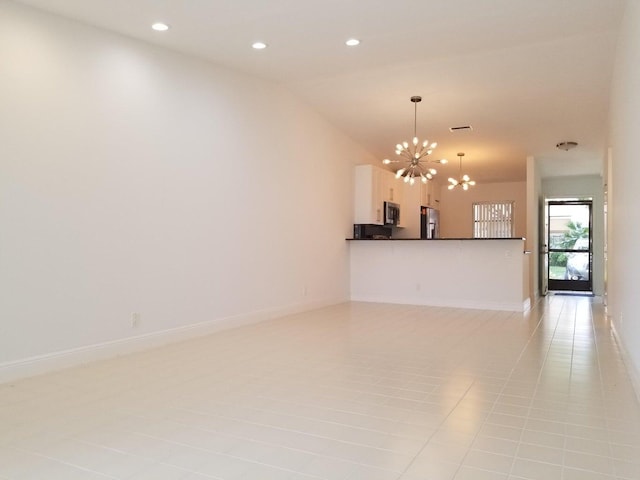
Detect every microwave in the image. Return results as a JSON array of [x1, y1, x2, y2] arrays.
[[383, 201, 400, 226]]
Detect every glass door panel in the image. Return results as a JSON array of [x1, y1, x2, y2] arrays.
[[547, 201, 592, 292]]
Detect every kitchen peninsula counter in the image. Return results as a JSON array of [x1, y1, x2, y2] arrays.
[[349, 237, 530, 311], [347, 237, 525, 241]]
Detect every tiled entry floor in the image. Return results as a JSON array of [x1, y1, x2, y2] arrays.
[[1, 296, 639, 479]]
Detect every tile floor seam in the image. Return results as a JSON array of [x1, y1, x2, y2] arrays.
[[504, 295, 567, 479], [588, 301, 620, 479], [9, 446, 122, 480], [174, 401, 431, 442], [94, 411, 416, 477], [120, 406, 419, 455], [395, 378, 479, 480]]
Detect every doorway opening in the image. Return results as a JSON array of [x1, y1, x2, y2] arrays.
[[546, 199, 593, 292]]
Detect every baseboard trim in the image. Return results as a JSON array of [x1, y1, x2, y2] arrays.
[[610, 318, 640, 404], [0, 298, 343, 384], [349, 295, 530, 312]]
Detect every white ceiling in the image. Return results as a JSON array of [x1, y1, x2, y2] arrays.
[[13, 0, 626, 183]]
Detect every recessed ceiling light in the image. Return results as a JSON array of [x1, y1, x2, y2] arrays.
[[151, 22, 170, 32], [345, 38, 360, 47], [252, 42, 268, 50]]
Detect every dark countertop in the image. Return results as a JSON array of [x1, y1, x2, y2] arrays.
[[347, 237, 526, 241]]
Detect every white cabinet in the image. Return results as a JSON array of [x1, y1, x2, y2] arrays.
[[420, 180, 431, 207], [420, 180, 441, 208], [381, 170, 402, 205], [391, 176, 407, 228], [354, 165, 384, 225], [433, 181, 441, 207], [354, 165, 410, 227], [380, 169, 407, 227]]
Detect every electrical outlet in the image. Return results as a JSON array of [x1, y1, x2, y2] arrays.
[[131, 312, 141, 328]]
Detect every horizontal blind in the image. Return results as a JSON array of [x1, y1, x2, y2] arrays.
[[473, 201, 514, 238]]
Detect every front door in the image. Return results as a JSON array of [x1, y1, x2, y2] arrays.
[[547, 200, 593, 292]]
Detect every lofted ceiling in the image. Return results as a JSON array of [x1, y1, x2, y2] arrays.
[[13, 0, 626, 183]]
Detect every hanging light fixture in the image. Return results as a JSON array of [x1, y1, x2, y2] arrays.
[[382, 96, 448, 185], [448, 152, 476, 190]]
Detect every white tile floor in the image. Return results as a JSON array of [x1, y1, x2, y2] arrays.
[[1, 295, 640, 479]]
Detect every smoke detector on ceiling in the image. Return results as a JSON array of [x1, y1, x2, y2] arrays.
[[556, 141, 578, 151]]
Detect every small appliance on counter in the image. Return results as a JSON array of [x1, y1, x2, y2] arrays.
[[420, 206, 440, 239], [353, 224, 392, 239], [383, 201, 400, 226]]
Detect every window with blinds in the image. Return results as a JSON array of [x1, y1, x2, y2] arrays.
[[473, 201, 514, 238]]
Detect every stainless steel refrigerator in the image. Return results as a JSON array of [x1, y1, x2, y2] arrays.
[[420, 206, 440, 239]]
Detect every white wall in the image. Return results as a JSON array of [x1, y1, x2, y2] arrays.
[[0, 2, 375, 377], [439, 181, 527, 238], [542, 175, 605, 296], [608, 0, 640, 393], [526, 156, 542, 301]]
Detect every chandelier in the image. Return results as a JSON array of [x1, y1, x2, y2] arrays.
[[448, 152, 476, 190], [382, 96, 447, 185]]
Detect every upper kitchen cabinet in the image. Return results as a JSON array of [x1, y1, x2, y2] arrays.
[[354, 165, 408, 227], [381, 170, 403, 206], [385, 172, 407, 228], [354, 165, 384, 225], [420, 180, 441, 209]]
